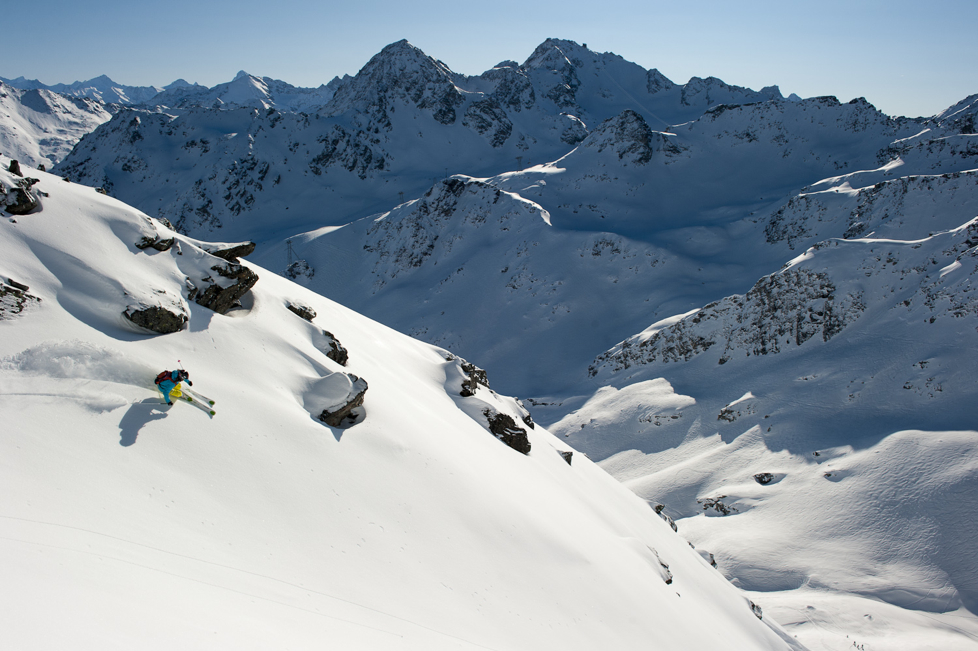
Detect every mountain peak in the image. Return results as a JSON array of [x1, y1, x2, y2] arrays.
[[86, 74, 117, 86], [523, 38, 589, 70], [323, 39, 461, 125], [234, 70, 251, 80]]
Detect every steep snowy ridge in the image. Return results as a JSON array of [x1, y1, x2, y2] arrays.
[[0, 82, 112, 167], [0, 162, 799, 650], [931, 93, 978, 134]]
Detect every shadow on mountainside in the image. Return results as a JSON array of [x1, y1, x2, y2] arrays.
[[118, 398, 169, 446]]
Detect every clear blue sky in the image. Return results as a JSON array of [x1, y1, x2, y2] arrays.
[[5, 0, 976, 118]]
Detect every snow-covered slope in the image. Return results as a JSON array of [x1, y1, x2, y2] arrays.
[[0, 82, 112, 168], [0, 163, 800, 649]]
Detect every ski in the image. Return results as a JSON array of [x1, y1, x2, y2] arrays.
[[180, 394, 216, 417], [183, 387, 216, 407]]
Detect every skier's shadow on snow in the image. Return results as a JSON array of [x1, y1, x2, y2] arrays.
[[119, 398, 169, 446]]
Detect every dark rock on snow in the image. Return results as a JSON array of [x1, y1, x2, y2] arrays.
[[653, 503, 679, 532], [123, 304, 187, 334], [205, 241, 256, 263], [321, 330, 349, 366], [483, 409, 531, 454], [0, 278, 41, 320], [186, 263, 259, 314], [457, 357, 490, 397], [318, 375, 368, 427], [4, 176, 41, 215], [287, 301, 317, 321], [135, 235, 174, 251]]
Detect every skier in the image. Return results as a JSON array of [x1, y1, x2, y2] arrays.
[[155, 369, 192, 406]]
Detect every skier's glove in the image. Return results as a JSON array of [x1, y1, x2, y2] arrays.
[[187, 380, 193, 386]]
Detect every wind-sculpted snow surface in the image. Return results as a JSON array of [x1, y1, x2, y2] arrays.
[[0, 161, 800, 649]]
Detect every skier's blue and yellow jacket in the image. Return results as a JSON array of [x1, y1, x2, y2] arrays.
[[157, 370, 186, 401]]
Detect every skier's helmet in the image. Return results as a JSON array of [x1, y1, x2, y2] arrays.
[[178, 369, 190, 381]]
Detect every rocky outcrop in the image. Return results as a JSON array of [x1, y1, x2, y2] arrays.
[[123, 303, 187, 334], [287, 301, 316, 321], [8, 159, 22, 176], [698, 496, 737, 516], [0, 277, 41, 319], [204, 241, 256, 262], [3, 176, 41, 215], [479, 61, 535, 113], [559, 113, 588, 145], [590, 268, 865, 375], [186, 262, 259, 314], [653, 504, 678, 532], [321, 331, 348, 366], [135, 235, 175, 251], [318, 374, 368, 427], [463, 97, 513, 148], [308, 124, 388, 179], [483, 409, 531, 455], [284, 259, 314, 280], [583, 110, 683, 164], [457, 358, 490, 397]]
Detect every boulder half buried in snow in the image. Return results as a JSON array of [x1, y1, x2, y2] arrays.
[[483, 408, 531, 454], [0, 278, 41, 320], [308, 372, 368, 427], [320, 330, 349, 366], [3, 176, 41, 215], [123, 302, 188, 334], [186, 262, 259, 314], [287, 301, 317, 321], [204, 241, 257, 263]]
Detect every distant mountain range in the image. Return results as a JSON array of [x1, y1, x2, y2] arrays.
[[0, 69, 341, 112]]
